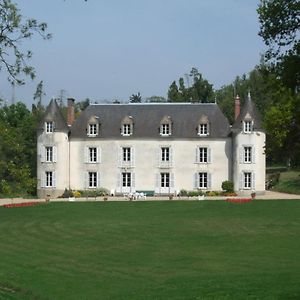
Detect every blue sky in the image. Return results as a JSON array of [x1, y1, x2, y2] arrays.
[[0, 0, 266, 106]]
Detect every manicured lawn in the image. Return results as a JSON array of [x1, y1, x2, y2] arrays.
[[272, 171, 300, 195], [0, 201, 300, 299]]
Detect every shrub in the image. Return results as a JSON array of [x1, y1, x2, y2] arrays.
[[222, 180, 234, 193], [61, 188, 73, 198], [179, 189, 188, 196], [73, 191, 81, 198]]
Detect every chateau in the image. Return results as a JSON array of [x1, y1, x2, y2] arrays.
[[37, 94, 265, 198]]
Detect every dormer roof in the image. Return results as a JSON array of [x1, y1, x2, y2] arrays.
[[38, 99, 69, 132], [232, 93, 263, 132]]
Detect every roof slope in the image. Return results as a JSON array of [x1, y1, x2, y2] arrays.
[[70, 103, 231, 139], [232, 93, 263, 131], [38, 99, 69, 132]]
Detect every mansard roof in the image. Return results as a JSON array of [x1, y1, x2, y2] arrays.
[[70, 102, 231, 139], [38, 99, 69, 132], [232, 93, 263, 131]]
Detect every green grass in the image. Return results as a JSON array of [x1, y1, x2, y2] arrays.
[[0, 201, 300, 299], [272, 171, 300, 194]]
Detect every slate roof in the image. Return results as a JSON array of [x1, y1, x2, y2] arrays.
[[70, 103, 231, 139], [232, 93, 263, 131], [38, 99, 69, 132]]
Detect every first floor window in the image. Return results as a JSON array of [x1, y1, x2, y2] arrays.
[[199, 147, 208, 163], [45, 121, 54, 133], [89, 172, 97, 188], [89, 147, 97, 163], [123, 147, 131, 162], [161, 147, 170, 161], [244, 147, 252, 163], [46, 171, 53, 187], [244, 172, 252, 189], [122, 172, 131, 187], [161, 173, 170, 188], [198, 172, 208, 189], [46, 146, 53, 162]]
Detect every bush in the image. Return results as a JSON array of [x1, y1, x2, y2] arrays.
[[79, 188, 110, 198], [73, 191, 81, 198], [179, 189, 188, 196], [222, 180, 234, 193], [60, 188, 73, 198]]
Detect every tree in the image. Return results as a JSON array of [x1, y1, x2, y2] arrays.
[[33, 80, 45, 107], [146, 96, 167, 103], [167, 81, 180, 102], [130, 92, 142, 103], [0, 0, 51, 84], [258, 0, 300, 91]]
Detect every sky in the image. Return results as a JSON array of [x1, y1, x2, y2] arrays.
[[0, 0, 266, 107]]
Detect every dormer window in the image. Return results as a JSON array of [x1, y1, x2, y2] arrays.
[[121, 116, 133, 136], [243, 120, 253, 133], [45, 121, 54, 133], [160, 116, 172, 136], [88, 124, 98, 136], [197, 115, 209, 136]]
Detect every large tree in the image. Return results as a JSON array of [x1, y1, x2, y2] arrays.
[[0, 0, 51, 84]]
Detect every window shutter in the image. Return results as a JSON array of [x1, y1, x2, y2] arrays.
[[117, 173, 121, 188], [132, 172, 135, 188], [85, 147, 88, 163], [84, 172, 89, 189], [131, 147, 135, 167], [97, 172, 100, 188], [239, 173, 243, 190], [40, 146, 45, 163], [169, 148, 173, 167], [53, 146, 57, 163], [97, 147, 100, 163], [118, 147, 122, 167], [252, 172, 256, 190], [252, 147, 255, 164], [207, 173, 212, 189], [194, 173, 199, 189], [155, 173, 160, 194], [207, 148, 212, 163], [239, 147, 244, 164], [170, 173, 174, 188], [41, 172, 46, 188], [195, 147, 199, 163], [52, 172, 56, 188]]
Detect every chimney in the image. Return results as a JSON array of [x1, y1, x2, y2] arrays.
[[67, 98, 75, 126], [234, 95, 240, 120]]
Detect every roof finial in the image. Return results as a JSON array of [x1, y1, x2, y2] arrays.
[[247, 90, 251, 101]]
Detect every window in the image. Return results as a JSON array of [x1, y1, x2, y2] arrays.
[[160, 123, 170, 136], [88, 124, 98, 136], [122, 124, 132, 136], [89, 172, 97, 188], [244, 147, 252, 163], [244, 172, 252, 189], [199, 147, 208, 163], [45, 121, 54, 133], [198, 172, 208, 189], [46, 171, 53, 187], [122, 172, 131, 187], [161, 147, 170, 162], [198, 123, 209, 136], [46, 147, 53, 162], [89, 147, 97, 163], [123, 147, 131, 162], [161, 173, 170, 188], [243, 121, 252, 133]]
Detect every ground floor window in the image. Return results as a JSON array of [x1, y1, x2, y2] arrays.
[[161, 173, 170, 188], [244, 172, 252, 189], [198, 172, 208, 189], [122, 172, 131, 187], [46, 171, 53, 187], [89, 172, 97, 188]]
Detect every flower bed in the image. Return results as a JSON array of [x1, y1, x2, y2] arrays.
[[3, 202, 40, 208], [226, 198, 252, 204]]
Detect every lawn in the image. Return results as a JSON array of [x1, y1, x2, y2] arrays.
[[0, 201, 300, 300], [272, 170, 300, 195]]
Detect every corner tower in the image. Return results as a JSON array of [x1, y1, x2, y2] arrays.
[[37, 99, 70, 198], [232, 93, 266, 195]]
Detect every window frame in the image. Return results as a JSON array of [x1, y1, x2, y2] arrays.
[[160, 123, 171, 136], [161, 172, 170, 188], [46, 146, 53, 162], [243, 172, 252, 189], [161, 147, 170, 162], [243, 120, 253, 133], [45, 121, 54, 133], [88, 172, 98, 188], [122, 124, 132, 136], [46, 171, 53, 187], [89, 147, 97, 163], [198, 172, 208, 189], [198, 123, 209, 136], [88, 123, 98, 136], [244, 146, 252, 163], [122, 172, 132, 187], [122, 147, 131, 162]]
